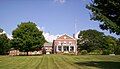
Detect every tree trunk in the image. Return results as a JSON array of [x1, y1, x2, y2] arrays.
[[27, 51, 28, 56]]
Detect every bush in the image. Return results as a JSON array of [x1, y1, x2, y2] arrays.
[[89, 50, 102, 55], [114, 46, 120, 55], [81, 50, 88, 55], [102, 50, 112, 55]]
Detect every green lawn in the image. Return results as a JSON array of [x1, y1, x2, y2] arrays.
[[0, 54, 120, 69]]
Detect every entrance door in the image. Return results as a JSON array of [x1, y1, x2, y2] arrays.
[[63, 46, 69, 51]]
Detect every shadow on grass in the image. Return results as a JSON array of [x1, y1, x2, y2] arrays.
[[75, 61, 120, 69]]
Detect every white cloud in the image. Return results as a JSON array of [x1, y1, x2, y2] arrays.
[[0, 31, 13, 39], [7, 34, 13, 39], [43, 32, 60, 42], [36, 26, 59, 42], [36, 25, 45, 32], [54, 0, 66, 4], [2, 31, 6, 34], [75, 31, 80, 39]]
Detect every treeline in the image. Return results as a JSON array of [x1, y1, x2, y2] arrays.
[[0, 22, 120, 55], [77, 29, 120, 55]]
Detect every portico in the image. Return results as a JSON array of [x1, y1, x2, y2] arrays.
[[53, 34, 77, 54], [56, 45, 76, 53]]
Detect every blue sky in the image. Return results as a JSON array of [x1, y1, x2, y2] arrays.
[[0, 0, 119, 41]]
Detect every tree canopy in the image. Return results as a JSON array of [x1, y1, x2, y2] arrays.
[[86, 0, 120, 35], [77, 29, 105, 52], [103, 36, 117, 54], [77, 29, 120, 55], [0, 28, 10, 55], [11, 22, 46, 55]]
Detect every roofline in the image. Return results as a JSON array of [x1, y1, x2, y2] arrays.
[[56, 34, 76, 40]]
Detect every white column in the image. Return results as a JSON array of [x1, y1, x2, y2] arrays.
[[62, 46, 63, 52], [56, 46, 58, 52], [69, 46, 70, 52]]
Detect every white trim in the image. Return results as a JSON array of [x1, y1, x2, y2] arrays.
[[56, 34, 76, 40], [56, 46, 58, 52], [62, 46, 63, 52], [56, 39, 76, 40], [69, 46, 70, 52]]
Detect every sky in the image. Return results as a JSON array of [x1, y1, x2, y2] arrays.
[[0, 0, 119, 42]]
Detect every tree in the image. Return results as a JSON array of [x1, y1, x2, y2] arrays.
[[77, 29, 105, 52], [77, 29, 119, 55], [0, 28, 10, 55], [114, 38, 120, 55], [86, 0, 120, 35], [10, 38, 23, 50], [12, 22, 46, 55], [103, 35, 117, 54]]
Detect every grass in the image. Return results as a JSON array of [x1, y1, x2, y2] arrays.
[[0, 55, 120, 69]]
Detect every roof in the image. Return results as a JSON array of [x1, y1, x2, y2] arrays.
[[56, 34, 76, 40], [44, 42, 52, 46]]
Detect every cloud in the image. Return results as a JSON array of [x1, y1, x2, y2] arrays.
[[54, 0, 66, 4], [37, 26, 59, 42], [36, 26, 45, 31], [0, 31, 13, 39], [7, 34, 13, 39], [43, 32, 60, 42], [75, 31, 80, 39]]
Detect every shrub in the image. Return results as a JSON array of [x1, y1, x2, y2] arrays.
[[89, 50, 102, 55], [102, 50, 112, 55], [81, 50, 88, 55]]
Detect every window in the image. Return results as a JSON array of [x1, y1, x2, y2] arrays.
[[70, 46, 74, 51], [69, 42, 72, 45], [59, 41, 61, 43], [45, 47, 48, 49], [58, 46, 61, 51], [63, 41, 67, 45], [58, 41, 61, 45], [64, 41, 66, 43], [61, 43, 63, 45]]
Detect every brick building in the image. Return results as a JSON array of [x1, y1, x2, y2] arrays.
[[43, 42, 52, 54], [53, 34, 77, 55]]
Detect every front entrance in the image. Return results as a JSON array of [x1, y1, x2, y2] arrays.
[[57, 45, 75, 53], [63, 46, 69, 51]]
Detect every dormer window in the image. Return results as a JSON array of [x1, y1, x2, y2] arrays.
[[64, 41, 66, 44]]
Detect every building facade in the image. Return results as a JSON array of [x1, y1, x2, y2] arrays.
[[43, 42, 52, 54], [53, 34, 77, 54]]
